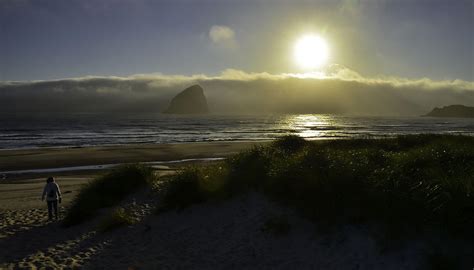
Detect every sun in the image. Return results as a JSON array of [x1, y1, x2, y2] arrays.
[[294, 34, 329, 69]]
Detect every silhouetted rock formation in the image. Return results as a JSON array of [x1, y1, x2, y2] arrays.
[[164, 85, 209, 114], [425, 105, 474, 118]]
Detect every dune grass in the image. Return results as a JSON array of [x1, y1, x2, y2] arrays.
[[97, 207, 137, 232], [63, 164, 155, 227], [161, 134, 474, 237], [158, 165, 229, 210]]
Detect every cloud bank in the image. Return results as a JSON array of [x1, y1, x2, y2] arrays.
[[1, 66, 473, 116]]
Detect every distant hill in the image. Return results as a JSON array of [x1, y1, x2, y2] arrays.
[[163, 85, 209, 114], [424, 105, 474, 118]]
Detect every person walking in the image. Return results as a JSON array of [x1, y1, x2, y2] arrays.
[[42, 176, 62, 220]]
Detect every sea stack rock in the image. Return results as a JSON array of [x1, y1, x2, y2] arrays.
[[164, 85, 209, 114], [425, 105, 474, 118]]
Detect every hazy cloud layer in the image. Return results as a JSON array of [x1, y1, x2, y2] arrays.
[[1, 66, 473, 115]]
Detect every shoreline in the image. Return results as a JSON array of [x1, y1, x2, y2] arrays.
[[0, 139, 270, 152], [0, 141, 265, 172], [2, 157, 225, 176], [0, 141, 262, 210]]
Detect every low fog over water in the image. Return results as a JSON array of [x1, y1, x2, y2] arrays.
[[2, 68, 473, 116]]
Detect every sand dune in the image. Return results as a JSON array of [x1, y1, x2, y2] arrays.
[[1, 190, 431, 269]]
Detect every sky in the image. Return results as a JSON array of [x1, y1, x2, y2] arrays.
[[1, 0, 473, 82]]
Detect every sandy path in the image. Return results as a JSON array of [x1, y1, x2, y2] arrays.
[[0, 186, 158, 269], [1, 189, 472, 269], [0, 174, 94, 243], [0, 216, 106, 269], [0, 175, 94, 210], [0, 167, 176, 269]]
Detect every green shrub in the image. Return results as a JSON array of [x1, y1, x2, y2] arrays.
[[98, 207, 137, 232], [63, 164, 155, 227]]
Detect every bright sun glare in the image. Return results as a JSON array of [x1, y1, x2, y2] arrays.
[[294, 34, 329, 69]]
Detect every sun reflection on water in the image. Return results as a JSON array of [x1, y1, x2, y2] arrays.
[[282, 114, 337, 139]]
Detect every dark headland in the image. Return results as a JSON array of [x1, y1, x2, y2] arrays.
[[424, 104, 474, 118], [163, 85, 209, 114]]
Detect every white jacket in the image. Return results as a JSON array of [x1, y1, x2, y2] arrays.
[[42, 182, 62, 202]]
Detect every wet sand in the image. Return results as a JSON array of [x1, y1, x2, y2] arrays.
[[0, 141, 262, 172], [0, 141, 261, 210]]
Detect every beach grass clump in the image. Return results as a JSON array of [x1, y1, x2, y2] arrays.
[[160, 134, 474, 237], [63, 164, 155, 227], [160, 165, 228, 210], [97, 207, 137, 232], [271, 134, 307, 153]]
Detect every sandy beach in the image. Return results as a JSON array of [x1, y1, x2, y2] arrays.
[[0, 141, 261, 268], [1, 141, 261, 211], [0, 141, 262, 172], [1, 140, 472, 269]]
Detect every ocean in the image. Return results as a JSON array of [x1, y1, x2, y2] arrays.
[[1, 113, 473, 149]]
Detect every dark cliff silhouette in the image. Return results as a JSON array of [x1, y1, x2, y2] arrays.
[[424, 105, 474, 118], [163, 85, 209, 114]]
